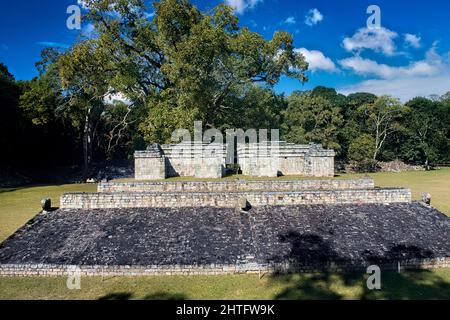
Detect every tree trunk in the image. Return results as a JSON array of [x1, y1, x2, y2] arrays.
[[82, 110, 93, 182], [373, 141, 379, 160], [424, 157, 430, 171]]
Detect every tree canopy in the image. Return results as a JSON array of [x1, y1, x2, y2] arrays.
[[1, 0, 449, 177]]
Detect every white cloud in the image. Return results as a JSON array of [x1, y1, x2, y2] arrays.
[[338, 44, 450, 102], [225, 0, 263, 14], [295, 48, 338, 72], [338, 75, 450, 102], [404, 33, 421, 48], [145, 11, 155, 19], [81, 23, 96, 38], [77, 0, 89, 9], [339, 46, 446, 80], [342, 27, 398, 56], [339, 56, 439, 79], [104, 92, 132, 105], [36, 42, 70, 49], [283, 16, 296, 25], [304, 8, 323, 26]]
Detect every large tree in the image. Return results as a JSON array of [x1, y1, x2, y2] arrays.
[[283, 91, 343, 152], [357, 96, 407, 160], [401, 97, 450, 167], [79, 0, 308, 143], [57, 40, 117, 179], [0, 63, 22, 165]]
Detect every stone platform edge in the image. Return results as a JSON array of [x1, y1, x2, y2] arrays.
[[1, 257, 449, 277], [60, 188, 412, 209], [97, 178, 375, 193]]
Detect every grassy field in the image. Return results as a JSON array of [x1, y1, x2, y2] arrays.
[[0, 183, 97, 242], [1, 269, 450, 300], [0, 168, 449, 299]]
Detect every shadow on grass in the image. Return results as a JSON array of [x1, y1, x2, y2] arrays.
[[271, 269, 450, 300], [269, 231, 450, 300], [98, 291, 187, 300], [361, 269, 450, 299], [0, 187, 30, 194], [99, 292, 133, 300], [144, 292, 186, 300]]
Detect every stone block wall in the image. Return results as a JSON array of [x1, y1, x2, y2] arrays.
[[134, 152, 166, 180], [135, 141, 336, 179], [60, 188, 411, 209], [194, 158, 226, 179], [135, 142, 227, 179], [310, 155, 335, 177], [97, 178, 375, 193], [2, 257, 449, 277], [239, 156, 279, 177], [237, 142, 335, 177], [279, 156, 306, 176]]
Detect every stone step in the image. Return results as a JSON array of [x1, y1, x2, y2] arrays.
[[97, 178, 375, 193], [61, 188, 411, 210]]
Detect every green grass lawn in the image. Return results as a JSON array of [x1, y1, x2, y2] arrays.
[[0, 183, 97, 242], [1, 269, 450, 300], [0, 168, 449, 300], [343, 169, 450, 216]]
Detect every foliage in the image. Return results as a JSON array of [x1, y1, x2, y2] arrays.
[[283, 91, 343, 152], [348, 134, 375, 162], [81, 0, 307, 142], [357, 96, 408, 160], [0, 0, 449, 173], [0, 63, 22, 163], [401, 97, 450, 167], [19, 76, 60, 126]]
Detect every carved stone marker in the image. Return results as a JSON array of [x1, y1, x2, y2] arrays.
[[421, 192, 431, 205], [41, 198, 51, 212], [238, 197, 251, 211]]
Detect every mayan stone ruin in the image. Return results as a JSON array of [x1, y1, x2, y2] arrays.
[[1, 142, 450, 277], [134, 141, 335, 179]]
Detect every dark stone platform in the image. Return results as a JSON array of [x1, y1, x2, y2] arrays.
[[0, 203, 449, 268]]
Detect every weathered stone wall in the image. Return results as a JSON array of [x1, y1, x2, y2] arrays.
[[237, 142, 335, 177], [135, 143, 226, 179], [61, 188, 411, 209], [134, 153, 166, 180], [1, 257, 449, 277], [310, 155, 335, 177], [98, 178, 375, 193], [135, 141, 336, 179]]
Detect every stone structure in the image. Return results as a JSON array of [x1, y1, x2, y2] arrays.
[[61, 175, 412, 209], [134, 141, 335, 180], [2, 203, 450, 276], [2, 257, 450, 277], [135, 142, 226, 180], [3, 139, 448, 279], [237, 142, 335, 177], [98, 177, 375, 193], [60, 188, 411, 209]]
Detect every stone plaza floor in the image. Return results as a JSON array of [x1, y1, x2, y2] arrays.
[[0, 202, 449, 270]]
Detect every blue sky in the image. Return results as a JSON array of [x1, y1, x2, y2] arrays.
[[1, 0, 449, 101]]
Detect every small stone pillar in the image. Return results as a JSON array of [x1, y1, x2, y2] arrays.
[[41, 198, 51, 212], [237, 197, 251, 211], [421, 192, 431, 205]]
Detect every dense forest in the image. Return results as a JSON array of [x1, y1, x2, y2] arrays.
[[1, 0, 449, 180]]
